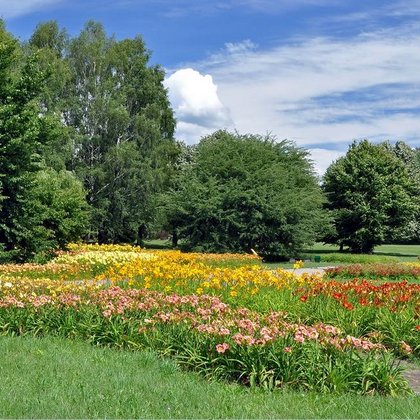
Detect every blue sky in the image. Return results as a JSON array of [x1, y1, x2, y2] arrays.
[[2, 0, 420, 174]]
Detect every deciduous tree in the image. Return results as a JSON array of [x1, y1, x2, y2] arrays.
[[323, 140, 417, 253], [163, 130, 327, 257], [29, 21, 177, 243]]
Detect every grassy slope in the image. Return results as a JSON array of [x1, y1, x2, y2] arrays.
[[0, 335, 419, 419]]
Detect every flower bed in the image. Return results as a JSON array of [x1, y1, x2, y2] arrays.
[[295, 279, 420, 357], [0, 286, 408, 394], [0, 244, 418, 394], [325, 263, 420, 281]]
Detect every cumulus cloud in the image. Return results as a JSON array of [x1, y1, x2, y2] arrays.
[[0, 0, 62, 18], [164, 68, 232, 143]]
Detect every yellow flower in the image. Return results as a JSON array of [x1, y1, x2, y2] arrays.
[[293, 260, 304, 270]]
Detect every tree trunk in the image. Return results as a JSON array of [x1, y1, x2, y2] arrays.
[[172, 228, 178, 248]]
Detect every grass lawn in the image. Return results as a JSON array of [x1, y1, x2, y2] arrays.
[[305, 243, 420, 258], [143, 239, 173, 249], [0, 335, 419, 419], [374, 244, 420, 257]]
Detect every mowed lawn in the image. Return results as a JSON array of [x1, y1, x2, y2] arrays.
[[0, 335, 419, 419], [374, 244, 420, 257], [306, 243, 420, 258]]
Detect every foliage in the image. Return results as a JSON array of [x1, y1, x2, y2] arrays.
[[323, 140, 418, 253], [383, 141, 420, 243], [29, 21, 178, 243], [0, 24, 91, 262], [162, 130, 327, 257], [0, 284, 408, 395], [0, 26, 53, 261], [28, 169, 90, 259], [325, 263, 420, 281]]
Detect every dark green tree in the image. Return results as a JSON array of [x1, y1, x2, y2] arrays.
[[0, 24, 48, 261], [323, 140, 417, 253], [162, 130, 327, 257], [383, 141, 420, 243], [0, 22, 89, 262], [28, 169, 89, 255]]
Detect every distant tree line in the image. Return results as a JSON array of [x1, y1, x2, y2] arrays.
[[0, 20, 419, 262]]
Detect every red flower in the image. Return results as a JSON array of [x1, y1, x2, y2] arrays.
[[342, 301, 354, 311], [300, 295, 308, 302], [358, 297, 368, 306]]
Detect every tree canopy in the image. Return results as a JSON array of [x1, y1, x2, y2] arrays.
[[322, 140, 418, 253], [383, 141, 420, 243], [29, 20, 178, 244], [2, 18, 419, 261], [0, 23, 88, 262], [162, 130, 327, 257]]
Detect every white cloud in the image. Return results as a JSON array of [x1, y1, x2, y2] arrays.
[[0, 0, 62, 18], [167, 27, 420, 173], [224, 39, 257, 54], [164, 68, 232, 143]]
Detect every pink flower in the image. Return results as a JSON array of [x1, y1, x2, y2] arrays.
[[102, 309, 112, 318], [283, 346, 292, 353], [216, 343, 230, 353], [400, 341, 412, 355]]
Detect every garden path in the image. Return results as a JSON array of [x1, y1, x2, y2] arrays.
[[285, 267, 335, 276], [400, 362, 420, 394]]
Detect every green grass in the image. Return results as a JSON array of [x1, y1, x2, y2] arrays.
[[306, 243, 420, 260], [0, 335, 419, 419], [263, 261, 336, 269], [305, 243, 419, 255], [374, 244, 420, 257]]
